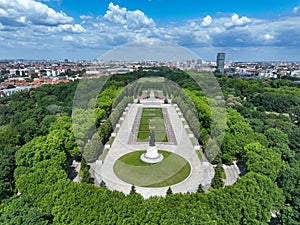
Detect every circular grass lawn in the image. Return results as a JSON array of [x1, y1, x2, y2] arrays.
[[113, 150, 191, 187]]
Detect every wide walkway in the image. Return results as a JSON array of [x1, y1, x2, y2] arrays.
[[94, 102, 214, 198]]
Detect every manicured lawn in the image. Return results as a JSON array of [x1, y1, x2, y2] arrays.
[[99, 149, 109, 160], [113, 150, 191, 187], [142, 111, 163, 117], [137, 131, 167, 142], [138, 107, 168, 142], [137, 132, 149, 141], [139, 123, 149, 131], [196, 150, 203, 161]]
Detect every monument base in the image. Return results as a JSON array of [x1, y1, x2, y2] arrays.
[[140, 153, 164, 163], [140, 146, 164, 163]]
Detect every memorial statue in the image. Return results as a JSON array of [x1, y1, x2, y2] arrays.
[[149, 130, 155, 146], [140, 130, 163, 163]]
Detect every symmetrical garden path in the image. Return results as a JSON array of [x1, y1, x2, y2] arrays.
[[94, 100, 214, 198]]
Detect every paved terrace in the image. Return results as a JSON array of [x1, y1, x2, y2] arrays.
[[94, 101, 214, 198]]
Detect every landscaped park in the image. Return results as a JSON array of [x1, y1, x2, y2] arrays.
[[98, 87, 212, 198], [137, 107, 168, 142]]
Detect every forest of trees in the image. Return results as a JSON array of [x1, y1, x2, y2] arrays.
[[0, 68, 299, 224]]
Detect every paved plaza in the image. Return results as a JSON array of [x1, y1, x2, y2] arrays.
[[94, 99, 214, 198]]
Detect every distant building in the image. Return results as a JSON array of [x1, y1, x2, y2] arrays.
[[216, 53, 225, 73], [0, 86, 31, 97]]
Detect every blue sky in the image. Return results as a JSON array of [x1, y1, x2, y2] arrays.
[[1, 0, 300, 61]]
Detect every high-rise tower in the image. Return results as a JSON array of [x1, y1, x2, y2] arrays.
[[216, 52, 225, 73]]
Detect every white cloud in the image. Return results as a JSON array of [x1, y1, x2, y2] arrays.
[[0, 8, 6, 16], [201, 15, 212, 26], [47, 24, 86, 33], [104, 2, 127, 24], [80, 15, 93, 20], [293, 6, 300, 14], [1, 2, 300, 60], [0, 0, 73, 26], [225, 13, 251, 27], [63, 35, 74, 41], [263, 33, 274, 40], [104, 2, 155, 29]]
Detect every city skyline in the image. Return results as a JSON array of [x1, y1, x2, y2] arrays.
[[1, 1, 300, 61]]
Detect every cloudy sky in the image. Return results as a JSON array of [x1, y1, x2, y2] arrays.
[[1, 0, 300, 61]]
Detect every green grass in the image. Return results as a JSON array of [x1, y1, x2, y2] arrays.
[[137, 132, 149, 141], [137, 131, 167, 142], [142, 110, 163, 117], [108, 136, 115, 145], [99, 149, 109, 160], [139, 123, 149, 131], [196, 150, 203, 161], [113, 150, 191, 187], [140, 117, 150, 124], [138, 107, 168, 142]]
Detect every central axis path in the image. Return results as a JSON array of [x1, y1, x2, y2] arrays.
[[94, 102, 214, 198]]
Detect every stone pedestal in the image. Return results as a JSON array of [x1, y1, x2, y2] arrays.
[[194, 145, 201, 150], [189, 134, 194, 138], [140, 145, 164, 163]]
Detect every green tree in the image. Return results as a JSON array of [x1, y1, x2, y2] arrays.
[[130, 185, 136, 194], [0, 146, 18, 201], [211, 163, 225, 189], [100, 180, 106, 188], [166, 187, 173, 195], [197, 184, 205, 193], [243, 142, 283, 181], [0, 197, 51, 225], [264, 128, 289, 147], [79, 157, 92, 183], [289, 105, 300, 125]]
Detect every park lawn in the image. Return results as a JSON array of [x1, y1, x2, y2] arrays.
[[137, 132, 150, 142], [142, 108, 163, 117], [151, 119, 165, 131], [140, 118, 165, 130], [139, 123, 150, 131], [137, 131, 167, 142], [99, 149, 109, 160], [147, 163, 191, 187], [113, 150, 191, 187], [138, 107, 168, 142], [196, 150, 203, 161], [140, 117, 150, 126]]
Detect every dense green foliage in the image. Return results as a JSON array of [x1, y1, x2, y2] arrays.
[[0, 82, 78, 202], [218, 75, 300, 223], [0, 68, 299, 224]]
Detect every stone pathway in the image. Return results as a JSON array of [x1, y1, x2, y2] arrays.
[[71, 160, 81, 183], [222, 161, 241, 186], [94, 102, 214, 198]]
